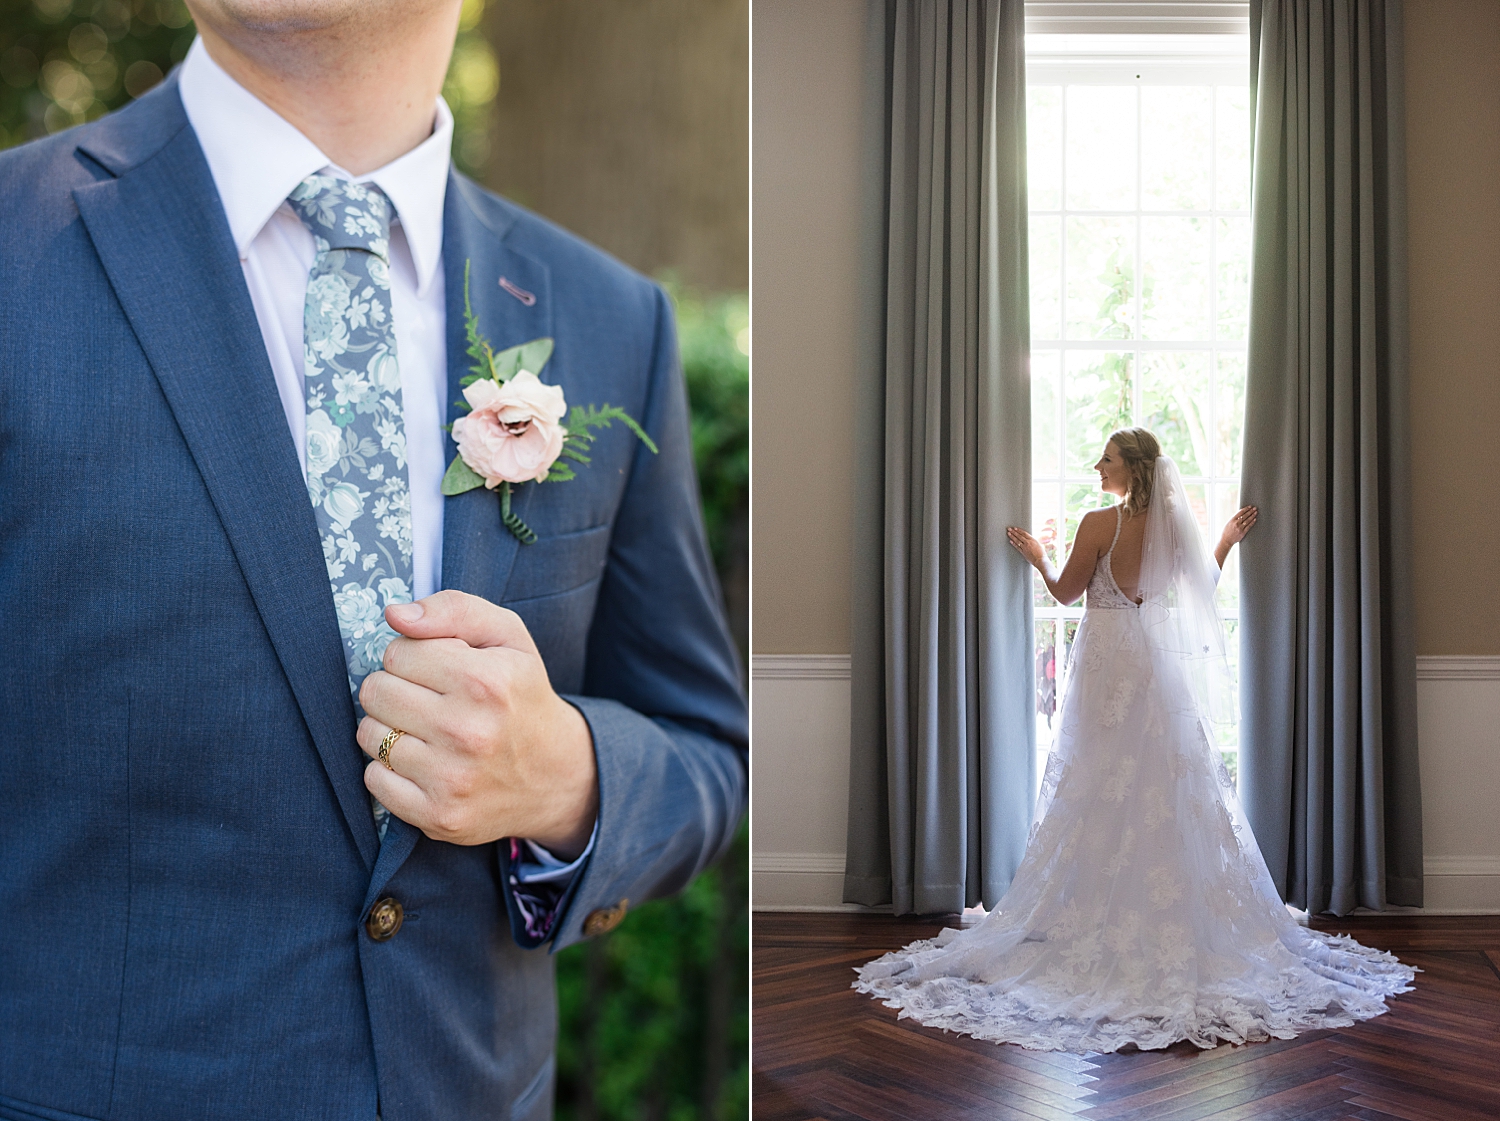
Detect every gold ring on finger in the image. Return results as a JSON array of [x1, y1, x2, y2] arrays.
[[378, 727, 406, 771]]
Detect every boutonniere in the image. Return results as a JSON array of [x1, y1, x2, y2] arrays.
[[441, 262, 657, 543]]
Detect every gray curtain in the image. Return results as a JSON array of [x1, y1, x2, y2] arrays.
[[1241, 0, 1423, 914], [844, 0, 1033, 914]]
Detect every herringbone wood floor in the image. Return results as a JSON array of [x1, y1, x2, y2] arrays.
[[753, 913, 1500, 1121]]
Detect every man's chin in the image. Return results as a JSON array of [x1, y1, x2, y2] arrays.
[[186, 0, 449, 35]]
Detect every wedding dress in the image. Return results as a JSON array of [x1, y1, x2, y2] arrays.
[[854, 458, 1415, 1053]]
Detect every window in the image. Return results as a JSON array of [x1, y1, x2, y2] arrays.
[[1026, 34, 1250, 787]]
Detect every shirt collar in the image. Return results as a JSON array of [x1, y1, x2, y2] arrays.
[[177, 37, 452, 296]]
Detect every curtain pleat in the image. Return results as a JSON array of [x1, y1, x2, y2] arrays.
[[844, 0, 1032, 914], [1241, 0, 1423, 914]]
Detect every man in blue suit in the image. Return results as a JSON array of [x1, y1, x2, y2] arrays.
[[0, 2, 745, 1119]]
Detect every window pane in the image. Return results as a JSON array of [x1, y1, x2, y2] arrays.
[[1065, 86, 1137, 211], [1215, 86, 1252, 211], [1218, 750, 1242, 786], [1066, 217, 1134, 339], [1141, 86, 1211, 211], [1219, 619, 1241, 748], [1142, 216, 1210, 339], [1139, 351, 1210, 475], [1063, 617, 1080, 666], [1215, 351, 1246, 477], [1028, 86, 1063, 211], [1065, 481, 1110, 564], [1183, 481, 1210, 542], [1029, 216, 1062, 340], [1033, 482, 1060, 606], [1216, 216, 1250, 340], [1034, 478, 1061, 540], [1035, 618, 1059, 727], [1065, 350, 1133, 474], [1031, 349, 1061, 476]]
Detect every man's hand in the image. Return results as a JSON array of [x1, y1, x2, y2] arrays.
[[355, 590, 598, 859]]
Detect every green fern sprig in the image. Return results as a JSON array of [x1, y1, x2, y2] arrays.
[[566, 404, 660, 455], [461, 259, 496, 386]]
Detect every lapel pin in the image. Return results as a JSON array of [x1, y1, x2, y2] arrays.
[[499, 276, 537, 306]]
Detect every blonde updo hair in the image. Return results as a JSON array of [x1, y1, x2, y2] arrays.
[[1106, 426, 1161, 517]]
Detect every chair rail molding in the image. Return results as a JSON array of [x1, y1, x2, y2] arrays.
[[1415, 656, 1500, 681], [751, 654, 852, 680]]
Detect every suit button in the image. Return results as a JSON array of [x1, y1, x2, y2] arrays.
[[366, 897, 404, 942], [582, 899, 629, 938]]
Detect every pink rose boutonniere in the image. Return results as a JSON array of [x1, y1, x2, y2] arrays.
[[452, 371, 568, 486], [441, 263, 657, 543]]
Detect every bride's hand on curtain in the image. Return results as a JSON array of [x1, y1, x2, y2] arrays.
[[1006, 526, 1046, 569], [1009, 515, 1107, 605], [1214, 505, 1258, 569]]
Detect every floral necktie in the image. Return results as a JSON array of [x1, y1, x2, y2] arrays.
[[289, 174, 415, 836]]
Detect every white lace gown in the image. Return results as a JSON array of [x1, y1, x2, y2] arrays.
[[854, 506, 1415, 1053]]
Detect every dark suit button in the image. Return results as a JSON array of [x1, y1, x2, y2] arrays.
[[582, 899, 629, 938], [366, 897, 404, 942]]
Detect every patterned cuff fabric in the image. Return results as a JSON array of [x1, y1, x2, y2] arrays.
[[501, 824, 598, 948]]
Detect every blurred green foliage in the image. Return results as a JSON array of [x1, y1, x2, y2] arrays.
[[668, 281, 750, 657], [553, 287, 748, 1121], [0, 0, 192, 147], [443, 0, 498, 178], [0, 0, 496, 177], [555, 823, 748, 1121], [0, 7, 749, 1116]]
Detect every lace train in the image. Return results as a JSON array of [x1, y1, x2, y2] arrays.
[[854, 588, 1416, 1053]]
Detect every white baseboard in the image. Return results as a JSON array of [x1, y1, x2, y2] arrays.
[[1423, 856, 1500, 877], [751, 857, 1500, 914], [752, 902, 892, 913], [753, 851, 846, 874]]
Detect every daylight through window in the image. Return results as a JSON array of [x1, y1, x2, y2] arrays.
[[1026, 36, 1251, 788]]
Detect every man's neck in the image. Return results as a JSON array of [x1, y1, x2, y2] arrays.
[[191, 5, 461, 176]]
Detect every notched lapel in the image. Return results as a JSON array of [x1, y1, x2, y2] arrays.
[[440, 175, 553, 605], [73, 115, 380, 870]]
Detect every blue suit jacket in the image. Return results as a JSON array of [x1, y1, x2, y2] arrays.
[[0, 78, 746, 1121]]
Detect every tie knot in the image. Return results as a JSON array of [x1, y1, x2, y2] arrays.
[[288, 174, 393, 260]]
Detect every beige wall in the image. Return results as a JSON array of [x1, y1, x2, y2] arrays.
[[751, 0, 873, 653], [1405, 0, 1500, 656], [752, 0, 1500, 657]]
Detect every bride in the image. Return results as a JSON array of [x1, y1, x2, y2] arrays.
[[854, 427, 1415, 1052]]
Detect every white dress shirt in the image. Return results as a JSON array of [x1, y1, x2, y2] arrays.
[[177, 38, 591, 879]]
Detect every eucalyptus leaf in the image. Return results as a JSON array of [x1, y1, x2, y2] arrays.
[[493, 337, 555, 382], [441, 454, 487, 496]]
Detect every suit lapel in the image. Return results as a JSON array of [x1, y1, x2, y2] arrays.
[[73, 93, 380, 870], [439, 174, 553, 603]]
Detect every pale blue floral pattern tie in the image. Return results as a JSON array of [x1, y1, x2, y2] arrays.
[[289, 174, 414, 837]]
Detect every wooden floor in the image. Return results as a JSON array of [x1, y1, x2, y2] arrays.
[[753, 912, 1500, 1121]]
